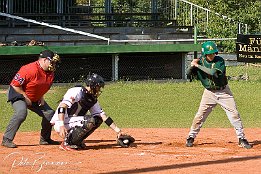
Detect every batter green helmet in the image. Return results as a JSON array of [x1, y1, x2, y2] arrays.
[[201, 41, 218, 55]]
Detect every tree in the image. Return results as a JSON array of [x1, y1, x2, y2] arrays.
[[188, 0, 260, 52]]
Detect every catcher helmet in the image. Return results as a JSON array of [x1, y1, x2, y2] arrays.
[[39, 50, 60, 71], [85, 74, 105, 97], [201, 41, 218, 56]]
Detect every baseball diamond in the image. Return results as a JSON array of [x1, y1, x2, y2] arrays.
[[0, 128, 260, 173], [0, 0, 260, 173]]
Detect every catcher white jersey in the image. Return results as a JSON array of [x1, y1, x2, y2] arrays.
[[50, 87, 105, 132]]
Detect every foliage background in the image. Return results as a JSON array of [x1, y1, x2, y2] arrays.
[[74, 0, 260, 52], [76, 0, 260, 34], [189, 0, 261, 52]]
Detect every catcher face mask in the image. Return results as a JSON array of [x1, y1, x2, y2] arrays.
[[47, 54, 60, 71], [40, 50, 60, 71], [90, 86, 103, 97]]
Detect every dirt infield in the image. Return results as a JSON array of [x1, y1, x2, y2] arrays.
[[0, 128, 260, 174]]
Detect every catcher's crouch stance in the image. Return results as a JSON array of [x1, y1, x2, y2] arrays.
[[50, 74, 134, 151]]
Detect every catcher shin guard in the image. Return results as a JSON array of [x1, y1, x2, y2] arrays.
[[66, 116, 102, 146], [66, 117, 95, 146]]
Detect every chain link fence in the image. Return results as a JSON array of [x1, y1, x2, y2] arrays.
[[226, 64, 261, 82], [0, 56, 35, 85], [0, 52, 183, 85], [1, 52, 259, 85]]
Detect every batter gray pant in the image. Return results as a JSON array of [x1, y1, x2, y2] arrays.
[[188, 85, 246, 139], [3, 99, 54, 141]]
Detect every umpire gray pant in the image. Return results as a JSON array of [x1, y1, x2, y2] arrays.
[[3, 99, 55, 141]]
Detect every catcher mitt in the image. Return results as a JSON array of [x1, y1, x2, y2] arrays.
[[117, 134, 135, 148]]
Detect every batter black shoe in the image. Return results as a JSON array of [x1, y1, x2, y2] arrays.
[[1, 137, 17, 148], [186, 137, 194, 147], [40, 137, 60, 145], [238, 138, 252, 149]]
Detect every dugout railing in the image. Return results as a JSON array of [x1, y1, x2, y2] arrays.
[[0, 0, 176, 28], [3, 12, 176, 28]]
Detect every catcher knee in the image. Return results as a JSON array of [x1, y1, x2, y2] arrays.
[[81, 116, 103, 139], [94, 116, 103, 128], [81, 116, 96, 130], [81, 116, 102, 130]]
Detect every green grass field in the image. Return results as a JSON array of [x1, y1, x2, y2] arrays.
[[0, 65, 260, 132]]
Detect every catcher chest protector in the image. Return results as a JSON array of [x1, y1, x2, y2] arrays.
[[67, 87, 97, 116]]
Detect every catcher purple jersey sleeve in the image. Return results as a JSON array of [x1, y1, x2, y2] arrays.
[[89, 102, 105, 116]]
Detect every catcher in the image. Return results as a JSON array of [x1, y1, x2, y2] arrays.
[[50, 73, 135, 151]]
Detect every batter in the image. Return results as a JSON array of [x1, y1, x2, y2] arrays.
[[186, 41, 252, 149]]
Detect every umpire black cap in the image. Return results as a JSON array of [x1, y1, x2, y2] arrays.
[[39, 50, 55, 60]]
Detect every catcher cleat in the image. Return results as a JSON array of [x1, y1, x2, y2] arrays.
[[78, 142, 87, 149], [59, 142, 78, 151], [186, 137, 194, 147], [1, 137, 17, 148], [238, 138, 252, 149]]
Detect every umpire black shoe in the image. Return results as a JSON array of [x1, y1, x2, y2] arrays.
[[1, 137, 17, 148], [40, 137, 60, 145], [238, 138, 252, 149], [186, 137, 194, 147]]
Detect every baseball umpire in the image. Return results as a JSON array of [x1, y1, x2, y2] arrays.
[[186, 41, 252, 149], [50, 73, 135, 151], [1, 50, 60, 148]]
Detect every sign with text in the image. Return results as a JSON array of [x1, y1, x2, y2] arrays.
[[236, 34, 261, 62]]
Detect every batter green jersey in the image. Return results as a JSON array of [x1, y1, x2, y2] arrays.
[[196, 55, 228, 90]]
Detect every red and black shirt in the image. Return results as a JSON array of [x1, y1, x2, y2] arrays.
[[11, 61, 54, 102]]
